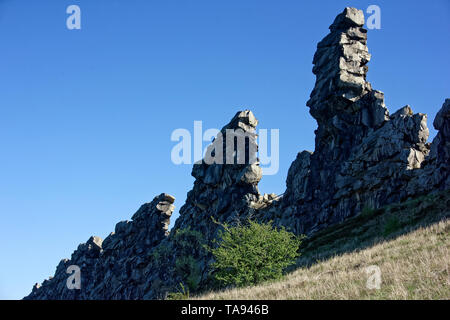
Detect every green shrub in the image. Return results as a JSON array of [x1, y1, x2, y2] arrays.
[[150, 242, 171, 266], [171, 227, 205, 255], [209, 219, 302, 288], [166, 283, 190, 300], [172, 227, 206, 292], [175, 255, 202, 291]]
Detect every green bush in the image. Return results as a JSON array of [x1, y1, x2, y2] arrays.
[[166, 283, 190, 300], [172, 227, 205, 252], [172, 227, 206, 292], [175, 255, 202, 291], [209, 219, 302, 288]]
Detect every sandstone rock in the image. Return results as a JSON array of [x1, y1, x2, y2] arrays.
[[433, 99, 450, 130], [330, 7, 365, 30], [238, 163, 263, 184], [24, 193, 175, 299], [391, 105, 413, 118], [260, 7, 439, 236], [25, 7, 449, 301]]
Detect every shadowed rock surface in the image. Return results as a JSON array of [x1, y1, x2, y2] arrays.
[[26, 193, 174, 299], [25, 110, 262, 299], [259, 7, 448, 235], [25, 7, 449, 300]]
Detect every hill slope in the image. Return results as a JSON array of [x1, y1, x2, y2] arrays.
[[195, 190, 450, 300]]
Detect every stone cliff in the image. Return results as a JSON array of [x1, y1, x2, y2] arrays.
[[260, 7, 448, 235], [25, 7, 449, 300]]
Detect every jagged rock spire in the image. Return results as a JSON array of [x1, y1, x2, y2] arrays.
[[267, 7, 434, 236], [174, 110, 262, 235], [308, 7, 371, 116]]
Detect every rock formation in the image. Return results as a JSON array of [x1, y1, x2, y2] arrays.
[[174, 109, 261, 237], [25, 7, 449, 300], [25, 110, 263, 299], [26, 193, 175, 299], [260, 7, 447, 235]]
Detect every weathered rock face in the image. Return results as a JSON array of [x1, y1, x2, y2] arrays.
[[25, 193, 175, 299], [405, 99, 450, 195], [308, 7, 373, 120], [261, 8, 447, 235], [25, 111, 262, 299], [174, 110, 261, 237], [431, 99, 450, 177], [139, 110, 264, 298], [25, 7, 448, 300]]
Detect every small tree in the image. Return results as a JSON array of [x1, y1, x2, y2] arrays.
[[210, 219, 302, 287]]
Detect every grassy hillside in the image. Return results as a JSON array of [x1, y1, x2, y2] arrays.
[[194, 190, 450, 300]]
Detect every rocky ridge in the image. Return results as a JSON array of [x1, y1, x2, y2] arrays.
[[259, 7, 448, 235], [25, 7, 449, 300]]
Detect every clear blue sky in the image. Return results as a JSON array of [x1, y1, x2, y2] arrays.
[[0, 0, 448, 299]]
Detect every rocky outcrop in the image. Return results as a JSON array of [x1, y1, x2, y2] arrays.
[[429, 99, 450, 187], [25, 193, 175, 299], [138, 110, 264, 298], [25, 7, 449, 300], [173, 110, 261, 237], [25, 111, 263, 299], [259, 7, 447, 235], [404, 99, 450, 195]]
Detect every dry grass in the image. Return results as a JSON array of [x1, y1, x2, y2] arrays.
[[194, 219, 450, 300]]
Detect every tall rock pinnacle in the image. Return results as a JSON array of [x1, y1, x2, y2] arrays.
[[265, 7, 435, 235], [308, 7, 372, 120], [174, 110, 262, 237]]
